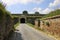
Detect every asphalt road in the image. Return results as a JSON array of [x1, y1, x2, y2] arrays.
[[8, 24, 56, 40]]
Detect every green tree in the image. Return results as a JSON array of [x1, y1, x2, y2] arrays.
[[35, 12, 39, 14], [23, 10, 28, 15]]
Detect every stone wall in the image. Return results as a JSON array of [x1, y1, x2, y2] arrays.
[[41, 18, 60, 37], [35, 20, 38, 28], [35, 20, 40, 28], [0, 10, 6, 40], [4, 14, 14, 40], [13, 17, 19, 25], [41, 16, 60, 38], [0, 13, 19, 40], [0, 3, 19, 40], [35, 15, 60, 37], [0, 13, 14, 40]]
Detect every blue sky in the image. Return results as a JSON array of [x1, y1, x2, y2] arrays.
[[0, 0, 60, 14]]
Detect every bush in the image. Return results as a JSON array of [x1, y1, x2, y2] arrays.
[[45, 21, 50, 27]]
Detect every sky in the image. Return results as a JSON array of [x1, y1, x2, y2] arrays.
[[0, 0, 60, 14]]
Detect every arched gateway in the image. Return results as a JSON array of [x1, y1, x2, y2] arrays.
[[20, 18, 25, 23]]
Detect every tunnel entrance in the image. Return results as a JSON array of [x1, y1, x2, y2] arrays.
[[20, 18, 25, 23]]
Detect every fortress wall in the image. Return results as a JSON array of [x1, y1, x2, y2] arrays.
[[35, 20, 39, 28], [40, 16, 60, 37], [35, 16, 60, 37], [35, 20, 40, 28], [0, 11, 6, 40], [0, 13, 14, 40], [4, 14, 14, 40], [0, 13, 19, 40], [13, 17, 19, 25]]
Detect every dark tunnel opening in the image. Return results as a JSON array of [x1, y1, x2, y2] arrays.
[[20, 18, 25, 23]]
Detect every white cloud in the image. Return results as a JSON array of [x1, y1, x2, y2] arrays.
[[33, 0, 44, 4], [59, 8, 60, 9], [33, 7, 54, 14], [42, 8, 54, 14], [33, 7, 42, 12], [2, 0, 44, 6], [49, 0, 60, 7]]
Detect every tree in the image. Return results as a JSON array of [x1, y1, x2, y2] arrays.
[[23, 10, 28, 15], [35, 12, 39, 14]]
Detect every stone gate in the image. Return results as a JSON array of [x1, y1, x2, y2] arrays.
[[12, 13, 45, 24]]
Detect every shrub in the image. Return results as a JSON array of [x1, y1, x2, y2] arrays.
[[45, 21, 50, 27]]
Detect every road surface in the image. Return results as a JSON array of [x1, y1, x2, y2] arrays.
[[8, 24, 56, 40]]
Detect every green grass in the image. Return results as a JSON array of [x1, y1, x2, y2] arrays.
[[27, 23, 44, 31], [41, 9, 60, 19], [14, 23, 19, 27], [13, 23, 20, 30], [27, 23, 34, 27]]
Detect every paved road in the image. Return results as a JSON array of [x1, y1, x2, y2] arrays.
[[8, 24, 56, 40]]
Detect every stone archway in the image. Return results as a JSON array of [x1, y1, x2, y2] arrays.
[[20, 18, 25, 23]]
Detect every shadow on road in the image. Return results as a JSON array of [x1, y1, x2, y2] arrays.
[[7, 31, 23, 40]]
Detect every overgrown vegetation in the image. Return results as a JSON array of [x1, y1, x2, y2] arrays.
[[27, 23, 34, 27], [42, 9, 60, 19], [45, 21, 50, 27], [0, 2, 19, 40]]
